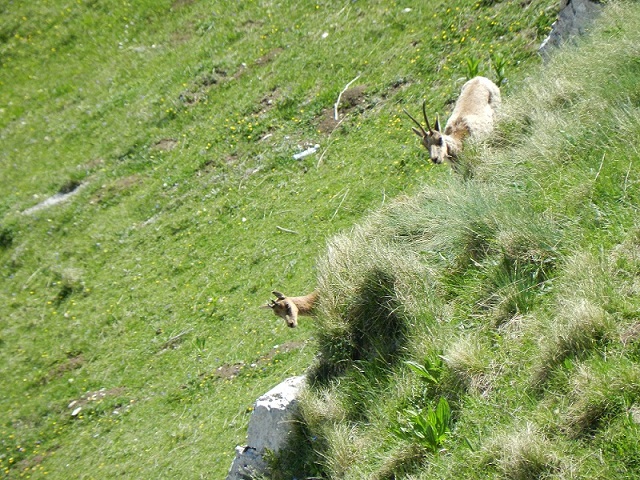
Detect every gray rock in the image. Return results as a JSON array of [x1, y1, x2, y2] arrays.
[[227, 376, 306, 480], [539, 0, 604, 57], [226, 446, 266, 480]]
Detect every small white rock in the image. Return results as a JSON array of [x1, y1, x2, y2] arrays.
[[293, 144, 320, 160]]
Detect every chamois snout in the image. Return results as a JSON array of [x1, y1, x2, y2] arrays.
[[427, 132, 449, 164]]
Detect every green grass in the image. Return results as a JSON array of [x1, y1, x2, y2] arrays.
[[0, 0, 594, 478], [272, 2, 640, 479]]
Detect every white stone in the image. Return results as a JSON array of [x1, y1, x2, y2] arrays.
[[226, 376, 306, 480]]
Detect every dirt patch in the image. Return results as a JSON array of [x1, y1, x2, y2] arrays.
[[90, 174, 142, 205], [255, 48, 283, 66], [67, 387, 127, 416], [317, 85, 368, 134], [385, 77, 412, 97], [232, 47, 283, 81], [241, 19, 264, 32], [260, 87, 281, 105], [259, 341, 305, 363], [153, 138, 178, 151], [17, 454, 46, 472], [340, 85, 368, 108], [179, 91, 205, 106], [42, 353, 85, 384], [214, 362, 246, 380], [198, 68, 227, 87], [199, 341, 306, 383], [113, 175, 140, 190], [317, 109, 339, 134], [171, 29, 192, 45]]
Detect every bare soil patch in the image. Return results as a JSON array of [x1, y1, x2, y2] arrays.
[[90, 174, 142, 205], [67, 387, 128, 416], [153, 138, 178, 151], [204, 340, 306, 382], [214, 362, 246, 380], [255, 48, 283, 66], [42, 353, 85, 384], [317, 85, 368, 134]]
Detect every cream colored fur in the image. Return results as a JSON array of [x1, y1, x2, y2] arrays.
[[406, 76, 501, 164]]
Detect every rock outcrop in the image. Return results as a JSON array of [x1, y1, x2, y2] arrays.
[[539, 0, 604, 57], [227, 376, 306, 480]]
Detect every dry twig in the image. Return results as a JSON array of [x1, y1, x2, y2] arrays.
[[334, 74, 361, 121]]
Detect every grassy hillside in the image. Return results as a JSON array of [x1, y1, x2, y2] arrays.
[[0, 0, 564, 478], [274, 2, 640, 479]]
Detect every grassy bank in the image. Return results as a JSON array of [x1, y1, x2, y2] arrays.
[[277, 2, 640, 478], [1, 0, 562, 478]]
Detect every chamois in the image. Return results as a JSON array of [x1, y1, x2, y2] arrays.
[[262, 290, 318, 328], [404, 76, 501, 164]]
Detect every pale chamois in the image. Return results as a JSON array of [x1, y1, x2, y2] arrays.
[[404, 76, 501, 164], [262, 290, 318, 328]]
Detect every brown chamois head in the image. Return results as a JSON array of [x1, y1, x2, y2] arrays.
[[404, 100, 450, 164], [261, 290, 300, 328]]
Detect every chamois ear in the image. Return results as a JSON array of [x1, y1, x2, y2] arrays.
[[411, 127, 424, 138], [434, 113, 441, 132], [403, 108, 428, 138], [272, 290, 286, 300], [260, 302, 274, 309]]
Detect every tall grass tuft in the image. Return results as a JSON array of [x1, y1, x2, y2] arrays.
[[563, 357, 640, 438], [531, 297, 612, 388], [483, 423, 562, 479], [312, 229, 434, 380], [443, 336, 493, 394]]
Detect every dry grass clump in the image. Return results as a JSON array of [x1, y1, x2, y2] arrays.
[[443, 336, 494, 395], [483, 423, 562, 480], [312, 174, 561, 381], [562, 358, 640, 438], [321, 423, 368, 479], [298, 386, 347, 430], [531, 298, 612, 388], [313, 225, 436, 378]]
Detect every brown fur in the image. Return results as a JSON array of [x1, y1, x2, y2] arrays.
[[405, 76, 501, 164], [262, 290, 319, 328]]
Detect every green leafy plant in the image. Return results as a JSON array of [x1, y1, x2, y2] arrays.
[[465, 56, 481, 79], [195, 336, 207, 351], [491, 53, 508, 87], [393, 397, 452, 453], [405, 357, 444, 385]]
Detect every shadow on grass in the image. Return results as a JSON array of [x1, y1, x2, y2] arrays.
[[309, 267, 409, 385]]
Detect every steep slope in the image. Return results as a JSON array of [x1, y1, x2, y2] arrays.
[[279, 2, 640, 478], [0, 0, 560, 478]]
